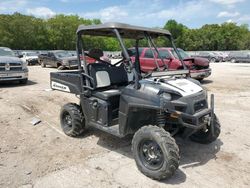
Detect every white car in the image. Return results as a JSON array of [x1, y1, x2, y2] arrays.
[[21, 51, 39, 65]]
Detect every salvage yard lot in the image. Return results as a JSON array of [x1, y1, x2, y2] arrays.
[[0, 63, 250, 188]]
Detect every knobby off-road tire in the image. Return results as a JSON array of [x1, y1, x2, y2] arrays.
[[132, 125, 180, 180], [190, 115, 221, 144], [60, 103, 85, 137]]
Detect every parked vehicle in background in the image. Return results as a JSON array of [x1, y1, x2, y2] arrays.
[[129, 47, 211, 81], [21, 51, 39, 65], [227, 51, 250, 63], [38, 50, 78, 70], [13, 50, 22, 57], [213, 52, 228, 62], [0, 47, 28, 84], [192, 51, 222, 63], [170, 48, 211, 80]]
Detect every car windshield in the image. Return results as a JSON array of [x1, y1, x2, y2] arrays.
[[26, 52, 38, 56], [54, 51, 70, 58], [170, 49, 190, 59], [0, 48, 15, 57]]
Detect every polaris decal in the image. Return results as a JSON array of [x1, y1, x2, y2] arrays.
[[51, 81, 70, 92]]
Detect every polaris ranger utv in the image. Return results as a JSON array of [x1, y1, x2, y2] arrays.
[[50, 22, 220, 180]]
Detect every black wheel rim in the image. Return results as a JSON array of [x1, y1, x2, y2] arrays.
[[139, 140, 164, 170], [62, 111, 73, 132]]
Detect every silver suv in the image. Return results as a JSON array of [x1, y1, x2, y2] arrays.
[[0, 47, 28, 84]]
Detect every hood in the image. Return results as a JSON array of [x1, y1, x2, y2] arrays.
[[165, 79, 203, 96], [0, 56, 23, 64], [25, 56, 38, 60], [184, 57, 209, 67], [145, 78, 203, 97]]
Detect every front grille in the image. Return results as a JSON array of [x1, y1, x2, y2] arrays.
[[194, 100, 207, 112], [10, 67, 22, 71], [0, 62, 22, 72], [182, 116, 194, 124], [9, 63, 21, 66]]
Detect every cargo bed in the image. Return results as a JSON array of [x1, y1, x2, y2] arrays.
[[50, 71, 82, 94]]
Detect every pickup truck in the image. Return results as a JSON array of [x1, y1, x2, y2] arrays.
[[130, 47, 211, 80], [38, 50, 78, 70], [0, 47, 28, 84], [21, 51, 39, 65]]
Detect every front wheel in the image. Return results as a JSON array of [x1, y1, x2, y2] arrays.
[[190, 115, 221, 144], [132, 125, 180, 180], [230, 58, 236, 63], [210, 57, 216, 63], [60, 103, 85, 137]]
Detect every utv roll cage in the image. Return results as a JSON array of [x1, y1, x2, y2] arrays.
[[75, 22, 188, 92], [51, 22, 220, 180]]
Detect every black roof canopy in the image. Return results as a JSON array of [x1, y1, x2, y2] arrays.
[[76, 22, 171, 39]]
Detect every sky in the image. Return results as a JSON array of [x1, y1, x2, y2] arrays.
[[0, 0, 250, 28]]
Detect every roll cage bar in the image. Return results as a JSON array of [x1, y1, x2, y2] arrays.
[[76, 22, 187, 91]]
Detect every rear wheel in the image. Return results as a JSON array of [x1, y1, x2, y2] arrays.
[[190, 115, 220, 144], [60, 103, 85, 137], [132, 125, 179, 180]]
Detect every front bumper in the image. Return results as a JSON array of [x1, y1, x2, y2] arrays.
[[170, 94, 215, 138], [68, 64, 78, 69], [190, 68, 211, 79], [0, 70, 28, 81]]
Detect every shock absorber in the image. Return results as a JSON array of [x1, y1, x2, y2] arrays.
[[157, 110, 166, 127]]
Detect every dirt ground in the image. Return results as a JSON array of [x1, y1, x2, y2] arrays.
[[0, 63, 250, 188]]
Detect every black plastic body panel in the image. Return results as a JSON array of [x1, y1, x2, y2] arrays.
[[118, 83, 162, 136]]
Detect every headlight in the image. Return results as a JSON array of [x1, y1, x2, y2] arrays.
[[162, 93, 172, 101]]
